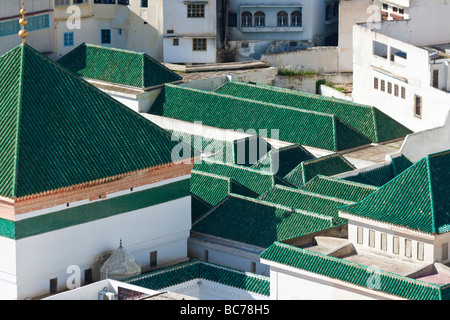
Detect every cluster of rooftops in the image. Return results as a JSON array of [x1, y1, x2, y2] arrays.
[[1, 42, 449, 300]]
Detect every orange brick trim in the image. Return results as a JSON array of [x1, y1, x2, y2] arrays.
[[0, 158, 197, 220]]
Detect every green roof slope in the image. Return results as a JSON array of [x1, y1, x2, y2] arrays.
[[149, 84, 371, 151], [57, 43, 182, 88], [284, 153, 356, 188], [126, 259, 270, 296], [300, 175, 378, 203], [260, 242, 450, 300], [192, 194, 339, 248], [0, 44, 190, 198], [340, 150, 450, 234], [215, 81, 412, 142], [251, 144, 315, 177], [258, 185, 351, 224]]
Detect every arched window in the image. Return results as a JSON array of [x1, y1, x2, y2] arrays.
[[333, 2, 339, 17], [277, 11, 288, 27], [254, 11, 265, 27], [241, 11, 252, 27], [291, 10, 302, 27], [325, 4, 333, 20]]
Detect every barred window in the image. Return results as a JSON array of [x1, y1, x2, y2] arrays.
[[277, 11, 288, 27], [254, 11, 265, 27], [387, 82, 392, 94], [394, 84, 399, 96], [401, 86, 406, 99], [193, 38, 207, 51], [55, 0, 70, 6], [380, 79, 385, 92], [64, 32, 74, 47], [291, 10, 302, 27], [187, 4, 205, 18], [374, 77, 378, 89], [241, 11, 252, 27]]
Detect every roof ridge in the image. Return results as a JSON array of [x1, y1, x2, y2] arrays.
[[12, 45, 26, 198], [200, 158, 275, 176], [272, 184, 354, 204], [310, 175, 378, 190], [425, 156, 437, 233]]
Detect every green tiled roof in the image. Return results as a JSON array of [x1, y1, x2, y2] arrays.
[[169, 130, 227, 155], [257, 185, 351, 224], [192, 194, 339, 248], [260, 242, 450, 300], [343, 155, 413, 187], [126, 259, 270, 296], [57, 43, 182, 88], [340, 150, 450, 234], [251, 144, 315, 177], [149, 84, 372, 151], [190, 170, 258, 207], [191, 195, 213, 225], [300, 175, 377, 203], [284, 153, 356, 188], [215, 81, 412, 142], [193, 158, 291, 195], [0, 44, 191, 198]]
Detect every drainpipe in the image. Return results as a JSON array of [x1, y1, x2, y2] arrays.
[[224, 0, 229, 50]]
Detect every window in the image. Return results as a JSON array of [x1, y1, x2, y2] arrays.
[[241, 11, 252, 27], [401, 86, 406, 99], [173, 38, 179, 46], [228, 13, 237, 27], [399, 8, 404, 14], [325, 4, 333, 20], [414, 95, 422, 118], [394, 84, 399, 96], [433, 70, 439, 88], [417, 242, 424, 261], [369, 230, 375, 247], [118, 0, 129, 4], [289, 41, 298, 47], [101, 29, 111, 44], [443, 243, 448, 261], [187, 4, 205, 18], [204, 250, 209, 261], [393, 6, 398, 12], [382, 3, 388, 10], [405, 239, 412, 258], [393, 236, 399, 254], [150, 251, 157, 267], [50, 278, 58, 294], [277, 11, 288, 26], [387, 82, 392, 94], [241, 42, 249, 48], [74, 0, 87, 3], [357, 227, 363, 244], [167, 29, 174, 34], [193, 38, 207, 51], [381, 233, 387, 251], [380, 79, 385, 92], [141, 0, 148, 7], [374, 77, 378, 89], [94, 0, 116, 3], [250, 262, 256, 273], [254, 11, 265, 27], [84, 269, 93, 285], [373, 41, 388, 59], [291, 10, 302, 27], [118, 28, 123, 35], [64, 32, 74, 47], [55, 0, 70, 6]]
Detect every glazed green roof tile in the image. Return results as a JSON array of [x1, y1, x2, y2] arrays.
[[258, 184, 351, 224], [339, 150, 450, 234], [0, 44, 191, 198], [192, 194, 339, 248], [126, 259, 270, 296], [284, 153, 356, 188], [193, 158, 291, 195], [300, 175, 377, 203], [260, 242, 450, 300], [251, 144, 315, 177], [149, 84, 372, 151], [191, 195, 213, 225], [169, 129, 227, 155], [342, 155, 413, 187], [190, 170, 258, 207], [218, 135, 275, 167], [57, 43, 182, 88], [215, 81, 412, 142]]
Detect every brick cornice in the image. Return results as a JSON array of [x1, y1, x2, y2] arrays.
[[0, 159, 196, 220]]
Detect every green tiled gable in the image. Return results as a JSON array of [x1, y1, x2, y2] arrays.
[[251, 144, 315, 177], [149, 84, 372, 151], [260, 242, 450, 300], [284, 153, 356, 188], [0, 44, 190, 198], [258, 185, 351, 224], [340, 150, 450, 234], [57, 43, 182, 88], [190, 170, 258, 207], [215, 81, 412, 143], [193, 158, 290, 195], [126, 259, 270, 296], [192, 194, 338, 248], [300, 175, 378, 203]]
